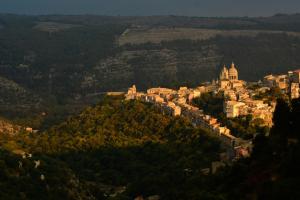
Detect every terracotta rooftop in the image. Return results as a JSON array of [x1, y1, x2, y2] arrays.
[[294, 69, 300, 73]]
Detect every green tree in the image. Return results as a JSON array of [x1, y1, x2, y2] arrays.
[[270, 98, 290, 154]]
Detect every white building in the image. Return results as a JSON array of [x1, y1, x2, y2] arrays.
[[224, 101, 246, 118]]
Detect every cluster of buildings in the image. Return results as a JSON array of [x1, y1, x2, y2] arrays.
[[219, 63, 276, 127], [124, 62, 300, 159], [125, 83, 250, 156], [263, 69, 300, 99]]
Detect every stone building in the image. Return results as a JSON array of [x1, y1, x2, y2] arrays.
[[219, 62, 239, 81], [127, 85, 136, 94], [289, 70, 300, 99], [263, 74, 288, 91], [219, 65, 229, 80], [290, 82, 300, 99], [224, 101, 246, 118], [125, 85, 137, 100], [228, 62, 238, 81], [292, 69, 300, 83], [147, 88, 175, 95], [219, 62, 243, 90]]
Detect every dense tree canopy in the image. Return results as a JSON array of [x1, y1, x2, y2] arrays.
[[0, 96, 223, 199]]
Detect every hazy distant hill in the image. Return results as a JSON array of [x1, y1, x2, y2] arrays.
[[35, 13, 300, 31]]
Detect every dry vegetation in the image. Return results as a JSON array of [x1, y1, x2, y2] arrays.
[[0, 118, 20, 134], [118, 27, 300, 45], [33, 21, 82, 32]]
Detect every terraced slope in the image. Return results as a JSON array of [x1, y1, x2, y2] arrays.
[[118, 27, 300, 45], [94, 44, 221, 90]]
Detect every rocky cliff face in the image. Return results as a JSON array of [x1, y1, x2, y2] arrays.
[[0, 76, 41, 106], [92, 44, 222, 91], [0, 75, 44, 127]]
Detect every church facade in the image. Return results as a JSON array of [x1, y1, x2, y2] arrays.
[[219, 62, 243, 89], [220, 62, 238, 81]]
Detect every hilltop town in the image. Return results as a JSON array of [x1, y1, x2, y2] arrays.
[[125, 62, 300, 158], [2, 11, 300, 199]]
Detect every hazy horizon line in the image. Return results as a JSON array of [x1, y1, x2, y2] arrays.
[[0, 12, 299, 18]]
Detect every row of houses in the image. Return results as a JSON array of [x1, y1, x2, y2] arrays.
[[125, 85, 251, 154], [221, 68, 300, 126], [224, 99, 275, 127], [220, 77, 276, 127]]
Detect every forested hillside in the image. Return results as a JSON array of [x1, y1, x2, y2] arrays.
[[1, 96, 300, 199], [0, 96, 222, 199]]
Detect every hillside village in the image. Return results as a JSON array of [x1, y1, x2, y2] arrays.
[[125, 62, 300, 159]]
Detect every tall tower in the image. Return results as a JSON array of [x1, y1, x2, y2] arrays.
[[228, 62, 238, 81], [219, 65, 229, 80]]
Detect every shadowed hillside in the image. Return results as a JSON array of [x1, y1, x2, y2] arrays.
[[0, 96, 222, 199], [1, 14, 300, 126]]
